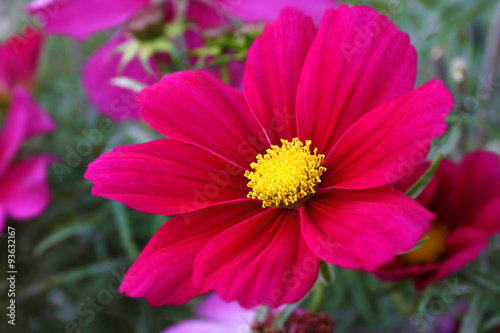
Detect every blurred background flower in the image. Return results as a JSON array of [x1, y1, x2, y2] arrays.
[[376, 151, 500, 290], [0, 27, 55, 231]]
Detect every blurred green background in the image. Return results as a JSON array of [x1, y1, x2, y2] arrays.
[[1, 0, 500, 332]]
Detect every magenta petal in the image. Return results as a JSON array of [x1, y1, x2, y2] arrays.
[[414, 227, 488, 290], [83, 35, 158, 122], [375, 260, 440, 283], [0, 156, 53, 220], [18, 87, 56, 138], [244, 7, 316, 143], [196, 293, 256, 323], [1, 27, 43, 90], [161, 320, 240, 333], [297, 5, 418, 154], [393, 161, 439, 208], [472, 198, 500, 235], [138, 70, 268, 169], [0, 48, 12, 98], [202, 61, 246, 90], [0, 205, 5, 231], [433, 227, 489, 279], [27, 0, 149, 40], [455, 151, 500, 225], [0, 90, 30, 171], [85, 139, 251, 215], [420, 151, 500, 229], [321, 80, 453, 189], [0, 87, 54, 172], [301, 188, 432, 271], [194, 208, 319, 308], [225, 0, 336, 23], [186, 0, 229, 29], [120, 200, 263, 306], [226, 61, 246, 90]]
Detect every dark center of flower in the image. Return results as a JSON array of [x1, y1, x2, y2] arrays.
[[244, 138, 326, 208], [399, 222, 450, 264]]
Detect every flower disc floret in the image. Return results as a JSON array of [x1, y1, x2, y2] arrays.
[[244, 138, 326, 208]]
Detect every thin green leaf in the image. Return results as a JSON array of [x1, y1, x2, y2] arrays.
[[350, 276, 377, 323], [33, 222, 93, 258], [463, 271, 500, 293], [308, 282, 326, 313], [19, 259, 127, 300], [481, 312, 500, 332], [459, 293, 484, 333], [416, 294, 433, 317], [407, 152, 444, 198], [273, 303, 301, 329], [399, 235, 429, 255], [111, 201, 140, 261]]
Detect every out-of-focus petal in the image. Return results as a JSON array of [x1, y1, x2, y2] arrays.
[[414, 227, 488, 290], [223, 0, 337, 23], [83, 35, 159, 122], [186, 0, 230, 29], [0, 155, 53, 220], [27, 0, 150, 40], [196, 294, 256, 324], [0, 87, 54, 172]]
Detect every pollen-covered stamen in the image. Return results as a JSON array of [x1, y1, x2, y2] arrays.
[[399, 222, 450, 265], [244, 138, 326, 208]]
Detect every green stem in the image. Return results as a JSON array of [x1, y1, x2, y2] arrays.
[[319, 262, 335, 285], [309, 282, 325, 313], [220, 62, 230, 85]]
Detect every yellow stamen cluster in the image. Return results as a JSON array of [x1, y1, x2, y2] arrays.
[[244, 138, 326, 208], [400, 222, 450, 265]]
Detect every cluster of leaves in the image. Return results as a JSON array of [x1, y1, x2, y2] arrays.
[[0, 0, 499, 332]]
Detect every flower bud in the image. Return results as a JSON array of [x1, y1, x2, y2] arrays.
[[127, 5, 165, 41]]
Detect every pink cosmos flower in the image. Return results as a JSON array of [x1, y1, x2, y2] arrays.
[[85, 6, 454, 308], [0, 87, 55, 230], [0, 27, 43, 103], [27, 0, 337, 121], [376, 151, 500, 290]]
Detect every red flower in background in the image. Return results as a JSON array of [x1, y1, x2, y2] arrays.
[[0, 27, 55, 230], [376, 151, 500, 290], [0, 28, 43, 103], [27, 0, 338, 122], [85, 6, 453, 308]]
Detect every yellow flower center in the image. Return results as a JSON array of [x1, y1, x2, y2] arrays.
[[244, 138, 326, 208], [399, 222, 450, 265]]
